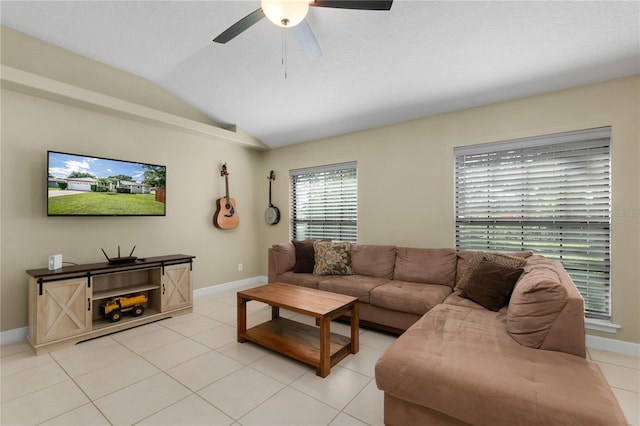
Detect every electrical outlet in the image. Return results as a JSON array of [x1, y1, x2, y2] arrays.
[[238, 263, 243, 272]]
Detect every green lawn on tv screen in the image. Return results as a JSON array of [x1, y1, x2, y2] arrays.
[[48, 192, 164, 215]]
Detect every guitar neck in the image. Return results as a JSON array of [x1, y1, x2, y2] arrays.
[[268, 171, 275, 206], [225, 175, 230, 202]]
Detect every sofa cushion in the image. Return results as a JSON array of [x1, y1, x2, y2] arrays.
[[313, 241, 353, 276], [459, 259, 523, 311], [393, 248, 457, 287], [443, 290, 489, 311], [276, 271, 320, 289], [455, 251, 527, 291], [370, 281, 452, 316], [507, 258, 568, 349], [351, 244, 396, 279], [271, 243, 296, 275], [292, 239, 316, 273], [376, 304, 627, 426], [318, 275, 389, 303]]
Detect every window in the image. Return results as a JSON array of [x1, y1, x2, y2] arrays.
[[290, 162, 357, 242], [454, 128, 611, 319]]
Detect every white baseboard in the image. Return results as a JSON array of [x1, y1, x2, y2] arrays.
[[0, 276, 268, 347], [193, 275, 268, 298], [0, 326, 28, 345], [586, 334, 640, 358]]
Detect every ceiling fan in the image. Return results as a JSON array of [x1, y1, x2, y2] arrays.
[[213, 0, 393, 60]]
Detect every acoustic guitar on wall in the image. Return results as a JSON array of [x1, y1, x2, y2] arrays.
[[213, 163, 239, 229]]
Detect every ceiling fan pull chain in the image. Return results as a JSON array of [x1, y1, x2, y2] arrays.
[[282, 27, 288, 80]]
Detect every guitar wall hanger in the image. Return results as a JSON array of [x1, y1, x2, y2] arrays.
[[213, 163, 239, 229]]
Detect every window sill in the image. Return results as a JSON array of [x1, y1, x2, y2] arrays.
[[585, 318, 621, 334]]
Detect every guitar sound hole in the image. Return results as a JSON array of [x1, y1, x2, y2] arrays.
[[225, 204, 235, 217]]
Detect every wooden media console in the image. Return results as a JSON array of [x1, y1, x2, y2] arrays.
[[26, 254, 194, 354]]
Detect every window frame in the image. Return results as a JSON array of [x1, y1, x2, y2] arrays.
[[290, 161, 358, 242], [453, 127, 612, 320]]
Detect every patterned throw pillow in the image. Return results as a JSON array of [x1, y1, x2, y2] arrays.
[[313, 241, 353, 276], [455, 251, 526, 291]]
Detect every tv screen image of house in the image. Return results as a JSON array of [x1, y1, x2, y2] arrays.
[[47, 151, 166, 216]]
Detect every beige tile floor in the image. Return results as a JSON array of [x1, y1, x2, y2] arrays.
[[1, 284, 638, 426]]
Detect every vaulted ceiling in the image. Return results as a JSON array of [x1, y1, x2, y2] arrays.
[[1, 1, 639, 148]]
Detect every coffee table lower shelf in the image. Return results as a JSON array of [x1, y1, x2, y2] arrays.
[[239, 317, 353, 374]]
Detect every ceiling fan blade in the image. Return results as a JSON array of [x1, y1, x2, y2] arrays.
[[294, 20, 323, 60], [213, 8, 265, 44], [309, 0, 393, 10]]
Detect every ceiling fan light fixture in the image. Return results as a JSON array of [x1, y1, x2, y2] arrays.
[[261, 0, 309, 27]]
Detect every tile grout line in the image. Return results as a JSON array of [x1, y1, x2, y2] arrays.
[[6, 288, 634, 425], [47, 351, 112, 425], [335, 376, 376, 426], [194, 292, 379, 425], [594, 359, 640, 371], [2, 319, 389, 424]]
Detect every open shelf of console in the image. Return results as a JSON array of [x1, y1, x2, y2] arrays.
[[91, 308, 161, 331], [92, 283, 161, 301]]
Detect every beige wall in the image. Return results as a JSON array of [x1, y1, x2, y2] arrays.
[[259, 76, 640, 345], [1, 89, 265, 331], [0, 26, 221, 126], [1, 28, 264, 332]]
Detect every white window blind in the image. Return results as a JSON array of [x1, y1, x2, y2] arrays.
[[454, 128, 611, 319], [290, 162, 357, 242]]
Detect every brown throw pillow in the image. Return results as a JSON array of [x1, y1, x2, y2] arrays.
[[456, 251, 526, 291], [313, 241, 353, 276], [292, 240, 315, 273], [460, 259, 524, 311]]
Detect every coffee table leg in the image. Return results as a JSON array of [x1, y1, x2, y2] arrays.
[[237, 294, 247, 343], [350, 303, 359, 354], [271, 306, 280, 320], [318, 318, 331, 378]]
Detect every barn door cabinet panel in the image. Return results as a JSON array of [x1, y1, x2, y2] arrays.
[[161, 263, 193, 311], [29, 277, 91, 344], [27, 254, 194, 354]]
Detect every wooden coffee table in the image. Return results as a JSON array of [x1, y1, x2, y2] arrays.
[[237, 282, 359, 377]]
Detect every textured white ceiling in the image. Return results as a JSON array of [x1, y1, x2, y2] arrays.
[[1, 1, 639, 148]]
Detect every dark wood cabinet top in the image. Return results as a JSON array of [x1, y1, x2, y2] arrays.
[[26, 254, 195, 279]]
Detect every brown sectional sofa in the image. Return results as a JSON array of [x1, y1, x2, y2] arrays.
[[267, 242, 627, 425], [269, 243, 462, 332]]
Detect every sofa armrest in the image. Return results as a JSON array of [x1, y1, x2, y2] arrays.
[[268, 243, 296, 283], [507, 257, 586, 358], [539, 261, 586, 357], [268, 248, 276, 283]]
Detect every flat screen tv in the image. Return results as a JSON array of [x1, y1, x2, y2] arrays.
[[47, 151, 166, 216]]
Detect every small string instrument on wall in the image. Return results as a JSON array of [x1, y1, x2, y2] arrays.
[[213, 163, 239, 229], [264, 170, 280, 225]]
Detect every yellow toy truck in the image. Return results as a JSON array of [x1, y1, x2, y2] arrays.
[[101, 294, 147, 322]]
